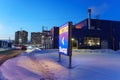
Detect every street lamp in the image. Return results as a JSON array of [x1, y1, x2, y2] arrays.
[[71, 38, 75, 49], [71, 38, 75, 41]]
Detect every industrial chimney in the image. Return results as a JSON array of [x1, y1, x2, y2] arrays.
[[88, 8, 91, 29]]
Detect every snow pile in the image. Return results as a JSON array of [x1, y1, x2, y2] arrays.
[[0, 49, 120, 80], [0, 48, 12, 52], [74, 49, 115, 54], [0, 48, 6, 51], [115, 50, 120, 54], [0, 55, 68, 80], [25, 47, 41, 53]]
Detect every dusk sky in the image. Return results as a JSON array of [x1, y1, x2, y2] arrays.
[[0, 0, 120, 40]]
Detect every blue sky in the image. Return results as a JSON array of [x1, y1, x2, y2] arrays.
[[0, 0, 120, 40]]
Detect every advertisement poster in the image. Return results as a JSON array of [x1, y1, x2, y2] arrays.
[[59, 22, 72, 56]]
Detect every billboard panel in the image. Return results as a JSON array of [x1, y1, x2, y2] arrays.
[[59, 22, 72, 56]]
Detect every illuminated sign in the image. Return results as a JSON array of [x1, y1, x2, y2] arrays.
[[59, 22, 72, 56], [75, 21, 87, 29]]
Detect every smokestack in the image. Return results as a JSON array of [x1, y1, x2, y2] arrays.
[[88, 8, 91, 29]]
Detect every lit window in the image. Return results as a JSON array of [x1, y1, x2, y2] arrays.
[[84, 37, 100, 46]]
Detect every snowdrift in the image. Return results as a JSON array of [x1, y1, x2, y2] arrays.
[[0, 49, 120, 80]]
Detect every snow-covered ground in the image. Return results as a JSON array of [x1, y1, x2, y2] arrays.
[[0, 48, 12, 52], [0, 49, 120, 80]]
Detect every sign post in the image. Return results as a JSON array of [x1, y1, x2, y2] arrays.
[[59, 22, 72, 68], [58, 53, 61, 62]]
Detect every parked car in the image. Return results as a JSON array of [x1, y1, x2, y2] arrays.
[[13, 44, 27, 50], [21, 45, 27, 50]]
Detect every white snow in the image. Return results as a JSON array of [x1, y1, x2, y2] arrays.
[[25, 47, 41, 53], [0, 48, 11, 52], [0, 49, 120, 80]]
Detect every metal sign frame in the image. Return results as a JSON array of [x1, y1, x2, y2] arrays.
[[58, 22, 72, 68]]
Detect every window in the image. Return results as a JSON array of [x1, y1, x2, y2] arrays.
[[84, 37, 100, 46], [90, 26, 95, 30]]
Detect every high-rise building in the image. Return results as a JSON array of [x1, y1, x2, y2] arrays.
[[15, 30, 28, 44], [31, 32, 42, 46], [31, 31, 52, 49], [42, 30, 52, 49]]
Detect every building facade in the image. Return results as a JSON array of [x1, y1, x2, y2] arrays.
[[0, 40, 8, 48], [42, 30, 52, 49], [72, 19, 120, 50], [52, 18, 120, 50], [51, 27, 59, 49], [15, 30, 28, 44], [31, 31, 52, 49], [31, 32, 42, 47]]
